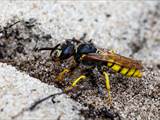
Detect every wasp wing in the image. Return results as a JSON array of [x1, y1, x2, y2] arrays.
[[81, 51, 143, 70]]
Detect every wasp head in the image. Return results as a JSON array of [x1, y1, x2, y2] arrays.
[[39, 40, 75, 62]]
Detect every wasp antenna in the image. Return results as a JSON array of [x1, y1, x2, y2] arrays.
[[50, 44, 61, 56], [38, 47, 55, 51], [37, 44, 60, 56]]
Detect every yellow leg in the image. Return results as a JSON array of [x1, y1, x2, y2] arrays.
[[103, 71, 112, 105], [56, 68, 70, 81], [65, 75, 86, 92]]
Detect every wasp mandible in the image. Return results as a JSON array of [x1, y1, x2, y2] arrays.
[[39, 35, 143, 105]]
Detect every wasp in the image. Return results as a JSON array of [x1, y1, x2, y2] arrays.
[[38, 34, 143, 105]]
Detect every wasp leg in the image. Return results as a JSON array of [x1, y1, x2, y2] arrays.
[[103, 71, 112, 105], [56, 68, 70, 81], [65, 75, 86, 92], [56, 62, 79, 81]]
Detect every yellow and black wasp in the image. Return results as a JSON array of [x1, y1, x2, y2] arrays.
[[28, 35, 143, 120], [37, 35, 143, 105]]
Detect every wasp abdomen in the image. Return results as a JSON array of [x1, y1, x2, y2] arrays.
[[107, 62, 142, 78]]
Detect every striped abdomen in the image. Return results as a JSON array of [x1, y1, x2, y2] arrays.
[[107, 62, 142, 78], [80, 51, 143, 78]]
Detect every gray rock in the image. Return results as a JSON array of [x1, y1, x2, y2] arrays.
[[0, 63, 84, 120]]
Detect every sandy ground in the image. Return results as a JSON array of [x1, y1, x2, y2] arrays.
[[0, 1, 160, 120]]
